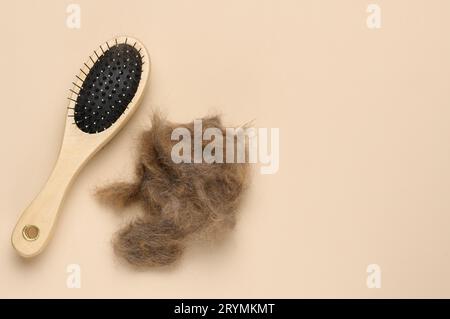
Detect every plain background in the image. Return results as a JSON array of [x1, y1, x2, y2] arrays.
[[1, 0, 450, 298]]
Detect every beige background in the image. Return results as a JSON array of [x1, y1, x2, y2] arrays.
[[1, 0, 450, 298]]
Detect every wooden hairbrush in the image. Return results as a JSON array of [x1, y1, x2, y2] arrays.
[[11, 36, 150, 257]]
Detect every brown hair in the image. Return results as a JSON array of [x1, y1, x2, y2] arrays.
[[95, 113, 249, 267]]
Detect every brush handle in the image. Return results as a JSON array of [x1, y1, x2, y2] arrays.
[[11, 147, 85, 257]]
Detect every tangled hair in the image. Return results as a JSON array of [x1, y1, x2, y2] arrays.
[[96, 113, 249, 267]]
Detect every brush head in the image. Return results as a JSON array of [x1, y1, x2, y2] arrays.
[[73, 42, 143, 134]]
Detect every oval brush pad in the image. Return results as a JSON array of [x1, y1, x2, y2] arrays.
[[11, 36, 150, 258]]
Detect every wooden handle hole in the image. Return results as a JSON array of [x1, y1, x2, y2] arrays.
[[22, 225, 39, 241]]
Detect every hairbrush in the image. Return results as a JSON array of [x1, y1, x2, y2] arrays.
[[11, 36, 150, 257]]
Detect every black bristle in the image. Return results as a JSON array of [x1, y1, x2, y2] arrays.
[[74, 43, 143, 134], [72, 82, 82, 89]]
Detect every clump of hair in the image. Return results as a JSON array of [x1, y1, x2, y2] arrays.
[[95, 113, 250, 268]]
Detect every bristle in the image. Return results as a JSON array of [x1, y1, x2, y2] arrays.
[[72, 82, 82, 90], [72, 41, 143, 134]]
